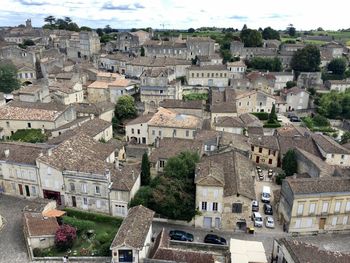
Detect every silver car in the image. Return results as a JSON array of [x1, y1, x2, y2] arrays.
[[265, 216, 275, 228]]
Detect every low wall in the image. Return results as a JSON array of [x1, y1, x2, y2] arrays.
[[153, 217, 194, 227], [32, 256, 111, 262]]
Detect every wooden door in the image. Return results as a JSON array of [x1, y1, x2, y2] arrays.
[[256, 156, 260, 163], [319, 218, 326, 230], [18, 184, 23, 195], [25, 185, 30, 197]]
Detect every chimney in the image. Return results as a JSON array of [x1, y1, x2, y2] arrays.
[[293, 173, 297, 179], [155, 137, 160, 148], [132, 169, 135, 181], [115, 158, 120, 170], [4, 149, 10, 158], [48, 148, 52, 156], [105, 169, 111, 181], [90, 114, 95, 120]]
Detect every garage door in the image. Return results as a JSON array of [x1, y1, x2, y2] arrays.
[[203, 217, 212, 228]]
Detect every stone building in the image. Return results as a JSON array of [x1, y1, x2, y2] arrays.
[[250, 135, 280, 167], [186, 65, 229, 87]]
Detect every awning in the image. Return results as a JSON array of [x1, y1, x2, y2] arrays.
[[42, 209, 66, 218]]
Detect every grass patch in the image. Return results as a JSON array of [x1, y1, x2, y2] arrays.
[[38, 209, 122, 257], [183, 93, 208, 101], [301, 116, 335, 133]]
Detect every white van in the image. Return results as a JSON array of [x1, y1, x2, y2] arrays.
[[261, 186, 271, 203]]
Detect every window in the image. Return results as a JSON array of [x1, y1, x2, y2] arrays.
[[268, 159, 272, 164], [201, 201, 207, 211], [186, 130, 189, 137], [137, 129, 140, 135], [81, 183, 87, 193], [159, 130, 162, 136], [31, 186, 36, 195], [212, 202, 218, 211], [6, 121, 9, 127], [220, 73, 222, 77], [331, 154, 335, 158], [152, 130, 155, 135], [239, 102, 242, 106], [196, 73, 199, 77], [131, 128, 134, 134], [332, 217, 337, 226], [232, 203, 242, 213], [115, 205, 126, 216], [295, 219, 301, 228], [27, 123, 31, 128], [70, 183, 75, 192], [95, 185, 101, 195], [341, 154, 345, 159], [251, 146, 254, 151], [173, 129, 177, 136], [83, 197, 88, 205], [192, 131, 196, 137], [335, 201, 341, 213], [159, 160, 165, 168], [259, 147, 262, 153], [322, 202, 329, 213], [343, 216, 348, 225], [192, 73, 194, 77], [346, 201, 350, 212], [305, 218, 312, 227], [297, 203, 304, 215], [309, 203, 316, 214], [96, 200, 101, 209]]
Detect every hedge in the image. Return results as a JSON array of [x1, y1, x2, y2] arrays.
[[63, 208, 123, 225], [251, 112, 269, 120], [263, 122, 281, 128], [10, 129, 47, 143], [62, 216, 96, 232]]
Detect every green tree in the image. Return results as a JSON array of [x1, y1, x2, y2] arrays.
[[240, 28, 263, 47], [140, 46, 145, 56], [80, 26, 92, 31], [23, 39, 35, 46], [115, 95, 137, 121], [187, 28, 195, 33], [141, 153, 151, 186], [328, 101, 342, 118], [262, 27, 280, 40], [267, 104, 277, 124], [340, 131, 350, 144], [44, 15, 56, 25], [247, 57, 282, 71], [287, 24, 296, 37], [291, 45, 320, 72], [0, 62, 20, 93], [312, 114, 330, 127], [286, 81, 296, 89], [327, 58, 347, 75], [282, 149, 298, 177]]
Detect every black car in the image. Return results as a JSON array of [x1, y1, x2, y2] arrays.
[[290, 116, 301, 122], [169, 230, 194, 242], [263, 203, 273, 215], [204, 234, 227, 245]]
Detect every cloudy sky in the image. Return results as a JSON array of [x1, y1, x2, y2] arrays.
[[0, 0, 348, 30]]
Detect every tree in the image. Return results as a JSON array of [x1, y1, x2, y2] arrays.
[[287, 24, 296, 37], [341, 131, 350, 144], [115, 95, 137, 121], [328, 58, 347, 75], [96, 28, 104, 37], [64, 16, 72, 24], [291, 45, 320, 72], [286, 81, 296, 89], [242, 24, 247, 31], [104, 25, 112, 34], [140, 46, 145, 56], [328, 101, 342, 118], [23, 39, 35, 46], [187, 28, 195, 33], [246, 57, 282, 71], [312, 114, 330, 127], [54, 225, 76, 251], [282, 149, 298, 177], [268, 104, 277, 124], [0, 62, 20, 93], [262, 27, 280, 40], [141, 153, 151, 186], [80, 26, 92, 31], [44, 15, 55, 25], [240, 28, 263, 47]]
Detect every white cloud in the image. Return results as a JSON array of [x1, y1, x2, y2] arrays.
[[0, 0, 348, 30]]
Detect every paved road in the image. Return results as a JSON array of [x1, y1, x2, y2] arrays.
[[0, 194, 33, 263]]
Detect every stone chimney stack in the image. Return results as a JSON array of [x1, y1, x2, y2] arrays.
[[4, 149, 10, 158]]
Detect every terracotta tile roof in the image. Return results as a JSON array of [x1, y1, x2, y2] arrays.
[[0, 101, 70, 121], [148, 107, 201, 129], [150, 229, 215, 263], [0, 142, 49, 165], [277, 135, 321, 157], [279, 238, 350, 263], [247, 127, 264, 135], [150, 138, 202, 163], [249, 135, 279, 150], [283, 87, 309, 95], [211, 102, 236, 113], [215, 116, 244, 128], [110, 164, 140, 191], [126, 113, 154, 125], [38, 133, 117, 174], [227, 60, 246, 67], [239, 113, 263, 127], [246, 72, 276, 81], [312, 134, 350, 154], [159, 99, 203, 110], [196, 151, 256, 199], [286, 176, 350, 195], [188, 65, 228, 71], [110, 205, 154, 249], [24, 212, 59, 237], [220, 132, 251, 153], [73, 102, 115, 115], [140, 67, 174, 78]]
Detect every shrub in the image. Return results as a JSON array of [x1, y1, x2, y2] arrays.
[[62, 216, 96, 233], [96, 232, 114, 244], [263, 122, 281, 128], [33, 248, 43, 257], [64, 208, 123, 225], [312, 114, 330, 127], [301, 116, 314, 129], [55, 224, 77, 251], [276, 174, 286, 185], [251, 112, 269, 120], [96, 243, 111, 256], [10, 129, 47, 143]]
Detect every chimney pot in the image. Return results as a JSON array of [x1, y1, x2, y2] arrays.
[[4, 149, 10, 158]]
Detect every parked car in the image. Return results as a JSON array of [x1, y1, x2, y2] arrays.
[[252, 200, 259, 212], [277, 115, 283, 122], [256, 166, 262, 173], [290, 116, 301, 122], [265, 216, 275, 228], [263, 203, 273, 215], [204, 234, 227, 245], [169, 230, 194, 242], [252, 212, 263, 227], [258, 171, 264, 181], [287, 113, 295, 119], [268, 169, 273, 178]]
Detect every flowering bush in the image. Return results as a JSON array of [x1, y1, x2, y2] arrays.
[[54, 224, 77, 250]]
